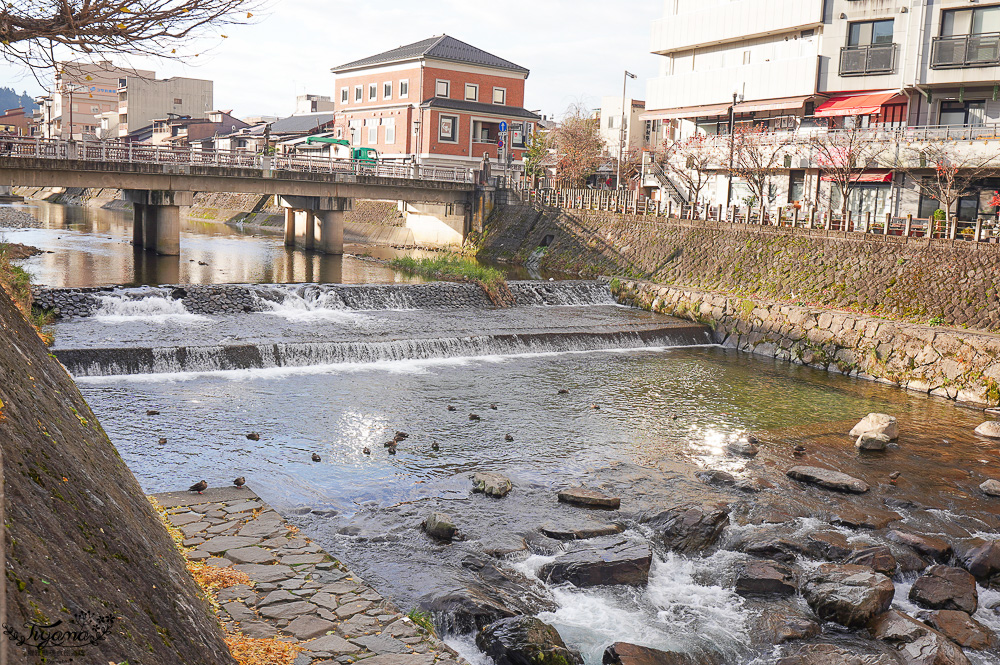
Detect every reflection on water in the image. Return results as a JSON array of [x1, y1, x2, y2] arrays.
[[0, 201, 445, 287]]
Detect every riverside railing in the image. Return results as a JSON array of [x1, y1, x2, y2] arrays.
[[511, 187, 1000, 243], [0, 136, 474, 184]]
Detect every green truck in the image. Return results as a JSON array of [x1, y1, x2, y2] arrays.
[[305, 136, 379, 165]]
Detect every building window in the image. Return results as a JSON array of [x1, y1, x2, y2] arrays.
[[465, 84, 478, 101], [848, 19, 894, 46], [400, 80, 409, 98], [354, 85, 363, 102], [940, 100, 986, 126], [383, 82, 392, 100], [933, 6, 1000, 68], [438, 114, 457, 142], [384, 117, 395, 144], [173, 98, 183, 105], [435, 80, 450, 98], [341, 87, 349, 104], [941, 6, 1000, 37], [367, 118, 378, 144], [349, 119, 361, 144], [493, 88, 506, 105], [368, 83, 377, 101]]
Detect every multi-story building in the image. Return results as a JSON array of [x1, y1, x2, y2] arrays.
[[645, 0, 1000, 221], [149, 110, 248, 149], [0, 108, 32, 136], [117, 75, 213, 137], [330, 35, 540, 172], [598, 97, 661, 157], [295, 95, 336, 115], [36, 62, 152, 139]]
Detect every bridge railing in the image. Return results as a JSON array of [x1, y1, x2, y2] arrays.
[[0, 137, 474, 184]]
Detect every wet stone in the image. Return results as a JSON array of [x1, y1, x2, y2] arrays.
[[285, 615, 337, 640], [257, 590, 299, 607], [201, 535, 262, 554], [557, 487, 621, 509], [227, 546, 277, 565], [305, 634, 362, 656], [351, 634, 410, 654]]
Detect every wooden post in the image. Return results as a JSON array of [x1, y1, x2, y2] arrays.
[[949, 218, 958, 240], [825, 209, 832, 230], [809, 210, 817, 229], [883, 213, 890, 235], [975, 218, 983, 242], [731, 205, 738, 223], [793, 207, 800, 228], [904, 214, 912, 237]]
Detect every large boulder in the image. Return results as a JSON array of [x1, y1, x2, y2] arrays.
[[421, 589, 515, 634], [776, 644, 895, 665], [475, 616, 583, 665], [923, 610, 999, 651], [642, 503, 730, 554], [980, 479, 1000, 497], [849, 413, 899, 440], [887, 530, 952, 562], [539, 536, 651, 587], [870, 609, 971, 665], [974, 421, 1000, 439], [803, 530, 855, 561], [753, 607, 820, 645], [422, 512, 458, 541], [735, 559, 797, 596], [856, 432, 891, 451], [472, 472, 513, 498], [909, 565, 978, 613], [846, 546, 898, 575], [557, 487, 621, 509], [786, 466, 870, 493], [958, 539, 1000, 581], [801, 564, 894, 628], [603, 642, 724, 665]]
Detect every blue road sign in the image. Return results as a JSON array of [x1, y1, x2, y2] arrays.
[[498, 138, 504, 148], [499, 121, 508, 132]]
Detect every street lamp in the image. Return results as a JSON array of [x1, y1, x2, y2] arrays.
[[617, 70, 637, 190], [725, 91, 739, 213]]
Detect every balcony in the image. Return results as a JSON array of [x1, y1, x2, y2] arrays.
[[931, 33, 1000, 69], [839, 44, 897, 76]]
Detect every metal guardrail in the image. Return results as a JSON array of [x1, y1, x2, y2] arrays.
[[0, 136, 474, 184], [931, 33, 1000, 69], [840, 43, 897, 76]]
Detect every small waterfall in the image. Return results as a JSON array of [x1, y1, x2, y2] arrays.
[[92, 292, 208, 324], [57, 326, 713, 378]]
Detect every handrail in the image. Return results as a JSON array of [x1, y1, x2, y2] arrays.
[[931, 32, 1000, 69]]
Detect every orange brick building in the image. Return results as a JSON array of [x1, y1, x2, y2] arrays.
[[330, 35, 539, 171]]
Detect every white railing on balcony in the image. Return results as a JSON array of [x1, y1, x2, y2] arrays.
[[0, 136, 474, 184]]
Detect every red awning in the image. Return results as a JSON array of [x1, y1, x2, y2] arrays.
[[821, 171, 893, 183], [814, 92, 905, 117]]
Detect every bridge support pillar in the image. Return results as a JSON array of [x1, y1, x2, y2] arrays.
[[123, 189, 192, 256], [277, 195, 352, 255], [315, 210, 345, 255], [294, 210, 316, 251], [283, 208, 295, 247]]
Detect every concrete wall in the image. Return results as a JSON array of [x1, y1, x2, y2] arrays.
[[119, 76, 213, 137]]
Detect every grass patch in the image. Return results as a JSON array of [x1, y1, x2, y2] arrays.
[[0, 242, 54, 345], [406, 609, 437, 636], [389, 254, 514, 307]]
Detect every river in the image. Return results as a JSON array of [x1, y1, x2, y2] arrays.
[[6, 201, 1000, 665]]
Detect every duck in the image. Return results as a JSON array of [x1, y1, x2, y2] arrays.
[[363, 447, 371, 455], [146, 409, 160, 416], [388, 444, 397, 455], [490, 403, 498, 410], [158, 437, 167, 445], [469, 413, 481, 421], [793, 444, 807, 455], [233, 477, 246, 489], [431, 442, 440, 451], [447, 405, 456, 411], [395, 431, 409, 440], [311, 453, 322, 462], [505, 434, 514, 442], [189, 480, 207, 494], [558, 389, 569, 395], [246, 432, 260, 441]]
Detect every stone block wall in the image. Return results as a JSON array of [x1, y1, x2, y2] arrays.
[[613, 279, 1000, 409], [478, 204, 1000, 332]]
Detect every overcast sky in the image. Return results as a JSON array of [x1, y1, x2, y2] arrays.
[[0, 0, 663, 120]]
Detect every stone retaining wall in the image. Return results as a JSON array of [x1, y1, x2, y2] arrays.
[[613, 279, 1000, 409], [478, 204, 1000, 332]]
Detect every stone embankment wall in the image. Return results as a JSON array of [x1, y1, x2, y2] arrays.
[[614, 279, 1000, 409], [478, 204, 1000, 332]]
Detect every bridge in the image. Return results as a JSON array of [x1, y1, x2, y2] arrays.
[[0, 137, 479, 255]]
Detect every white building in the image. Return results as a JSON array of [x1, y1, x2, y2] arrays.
[[37, 62, 153, 139], [295, 95, 336, 115]]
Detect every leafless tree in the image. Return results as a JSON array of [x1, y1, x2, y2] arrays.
[[893, 142, 998, 225], [0, 0, 261, 71], [552, 103, 604, 187], [729, 124, 794, 208], [661, 133, 720, 210], [809, 119, 891, 218]]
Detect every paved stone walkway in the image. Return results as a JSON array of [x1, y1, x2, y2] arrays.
[[154, 487, 467, 665]]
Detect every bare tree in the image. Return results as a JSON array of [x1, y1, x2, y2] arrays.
[[729, 124, 794, 208], [661, 133, 720, 210], [894, 143, 998, 225], [810, 120, 891, 218], [552, 103, 604, 187], [0, 0, 260, 70]]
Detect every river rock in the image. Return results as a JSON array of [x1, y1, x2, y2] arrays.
[[557, 487, 620, 509], [755, 607, 820, 644], [802, 564, 894, 628], [870, 609, 972, 665], [804, 530, 855, 561], [696, 470, 736, 486], [887, 530, 952, 562], [980, 479, 1000, 496], [845, 546, 897, 575], [642, 503, 730, 554], [422, 512, 457, 541], [725, 439, 759, 457], [856, 432, 891, 451], [786, 466, 870, 493], [958, 539, 1000, 580], [472, 472, 513, 498], [923, 610, 999, 650], [602, 641, 723, 665], [849, 413, 899, 440], [421, 589, 516, 634], [540, 523, 624, 540], [909, 565, 978, 613], [539, 537, 651, 587], [737, 529, 804, 563], [475, 616, 583, 665], [735, 559, 797, 596], [776, 644, 895, 665], [974, 421, 1000, 438]]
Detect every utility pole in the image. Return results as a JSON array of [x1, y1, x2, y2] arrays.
[[617, 70, 637, 190], [725, 91, 738, 211]]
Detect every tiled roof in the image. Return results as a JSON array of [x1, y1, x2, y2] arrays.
[[268, 113, 336, 134], [332, 35, 528, 75], [420, 97, 540, 120]]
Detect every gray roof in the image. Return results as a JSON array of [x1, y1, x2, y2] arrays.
[[269, 112, 335, 134], [420, 97, 540, 120], [332, 35, 528, 75]]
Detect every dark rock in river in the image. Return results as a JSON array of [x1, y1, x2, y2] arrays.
[[539, 536, 651, 587], [737, 528, 804, 563], [734, 559, 797, 596], [603, 641, 724, 665], [909, 565, 978, 613], [642, 502, 730, 554], [776, 643, 896, 665], [725, 439, 759, 457], [802, 563, 894, 628], [870, 609, 972, 665], [846, 546, 898, 575], [476, 616, 583, 665], [923, 609, 999, 651], [540, 522, 624, 541], [887, 530, 952, 562], [828, 505, 902, 530], [957, 538, 1000, 581], [557, 487, 621, 509], [753, 606, 820, 644], [422, 589, 515, 634], [472, 472, 513, 498], [422, 512, 458, 541], [803, 530, 856, 561], [785, 466, 870, 493], [696, 470, 736, 487]]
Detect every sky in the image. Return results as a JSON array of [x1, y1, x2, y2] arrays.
[[0, 0, 663, 121]]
